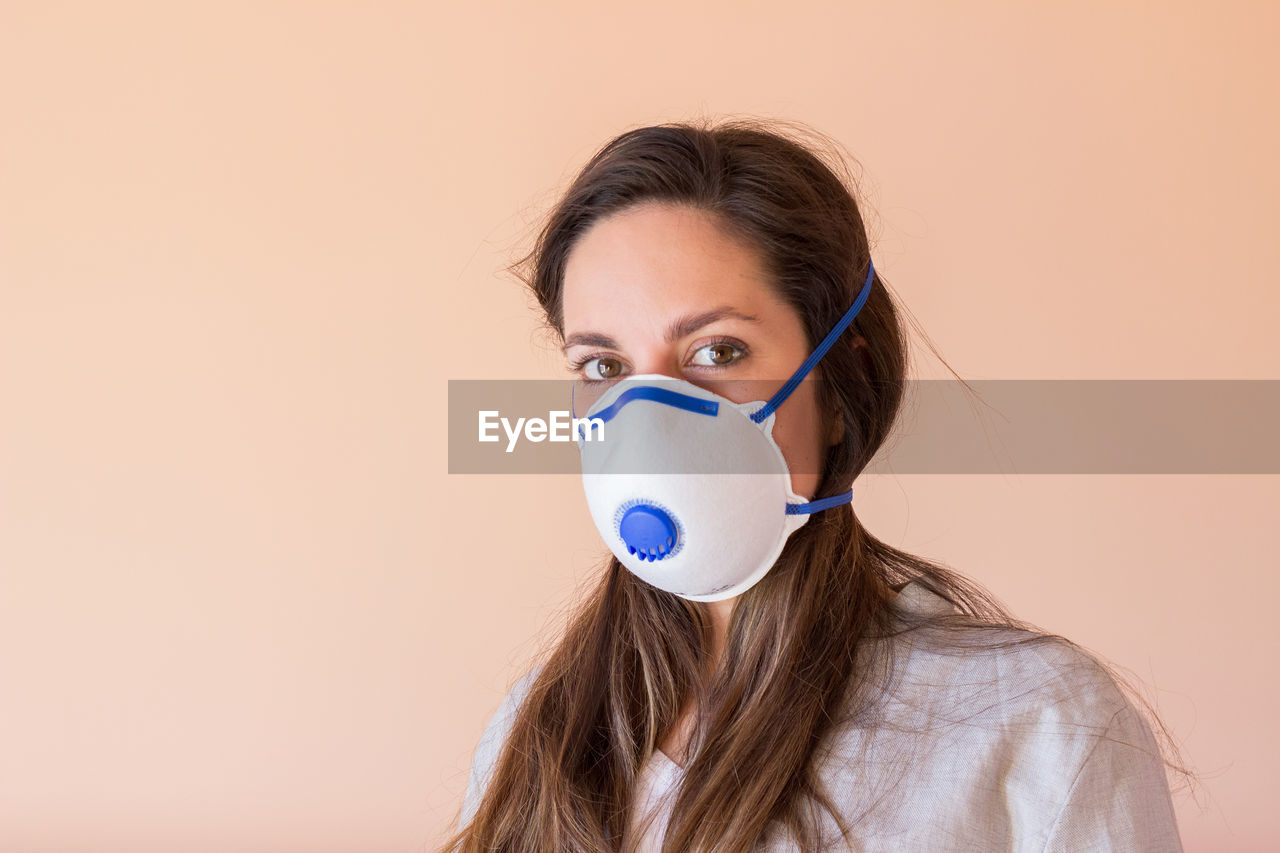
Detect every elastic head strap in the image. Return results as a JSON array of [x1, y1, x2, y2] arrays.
[[750, 259, 875, 425], [785, 490, 854, 515]]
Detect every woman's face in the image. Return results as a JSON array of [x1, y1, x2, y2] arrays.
[[561, 202, 838, 500]]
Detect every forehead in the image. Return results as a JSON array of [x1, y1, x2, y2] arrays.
[[561, 203, 784, 332]]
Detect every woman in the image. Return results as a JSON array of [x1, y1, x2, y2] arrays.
[[443, 118, 1190, 851]]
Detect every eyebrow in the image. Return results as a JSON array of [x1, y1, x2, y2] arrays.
[[562, 306, 761, 352]]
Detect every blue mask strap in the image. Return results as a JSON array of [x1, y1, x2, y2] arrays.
[[786, 491, 854, 515], [749, 259, 875, 425]]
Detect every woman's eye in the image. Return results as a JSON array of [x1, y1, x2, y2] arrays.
[[582, 356, 625, 381], [690, 342, 743, 367]]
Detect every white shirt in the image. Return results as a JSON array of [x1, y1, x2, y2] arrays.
[[461, 580, 1184, 851]]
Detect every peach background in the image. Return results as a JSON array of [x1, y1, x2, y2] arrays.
[[1, 2, 1275, 851]]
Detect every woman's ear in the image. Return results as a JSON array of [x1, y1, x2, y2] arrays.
[[825, 334, 866, 447], [826, 408, 845, 446]]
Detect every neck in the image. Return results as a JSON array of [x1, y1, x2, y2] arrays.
[[702, 597, 735, 677], [656, 597, 738, 768]]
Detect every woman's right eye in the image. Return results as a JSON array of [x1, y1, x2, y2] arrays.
[[580, 356, 625, 382]]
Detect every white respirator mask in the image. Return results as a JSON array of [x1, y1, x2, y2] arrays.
[[571, 260, 874, 601]]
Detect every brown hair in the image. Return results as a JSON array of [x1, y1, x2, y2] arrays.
[[442, 116, 1196, 851]]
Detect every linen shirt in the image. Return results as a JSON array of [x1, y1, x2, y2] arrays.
[[459, 580, 1184, 851]]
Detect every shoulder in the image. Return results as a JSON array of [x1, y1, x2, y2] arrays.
[[459, 663, 545, 829], [884, 581, 1129, 730], [811, 585, 1181, 848], [864, 582, 1148, 802]]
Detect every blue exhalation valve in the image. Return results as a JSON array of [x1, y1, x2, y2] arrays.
[[618, 503, 679, 562]]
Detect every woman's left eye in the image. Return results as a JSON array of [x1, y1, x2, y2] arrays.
[[690, 342, 745, 367]]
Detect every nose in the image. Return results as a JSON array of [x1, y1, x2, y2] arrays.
[[629, 350, 685, 379]]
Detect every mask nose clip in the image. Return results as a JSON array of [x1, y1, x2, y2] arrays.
[[618, 502, 680, 561]]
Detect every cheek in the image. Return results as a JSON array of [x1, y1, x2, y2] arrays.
[[768, 383, 827, 497]]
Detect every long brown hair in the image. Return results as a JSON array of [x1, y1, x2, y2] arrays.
[[442, 116, 1195, 851]]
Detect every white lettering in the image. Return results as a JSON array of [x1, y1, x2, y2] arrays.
[[478, 411, 500, 443], [574, 416, 606, 442], [548, 410, 570, 441], [484, 410, 605, 451], [502, 417, 526, 453]]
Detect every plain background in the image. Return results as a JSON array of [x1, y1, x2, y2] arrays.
[[1, 2, 1275, 851]]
